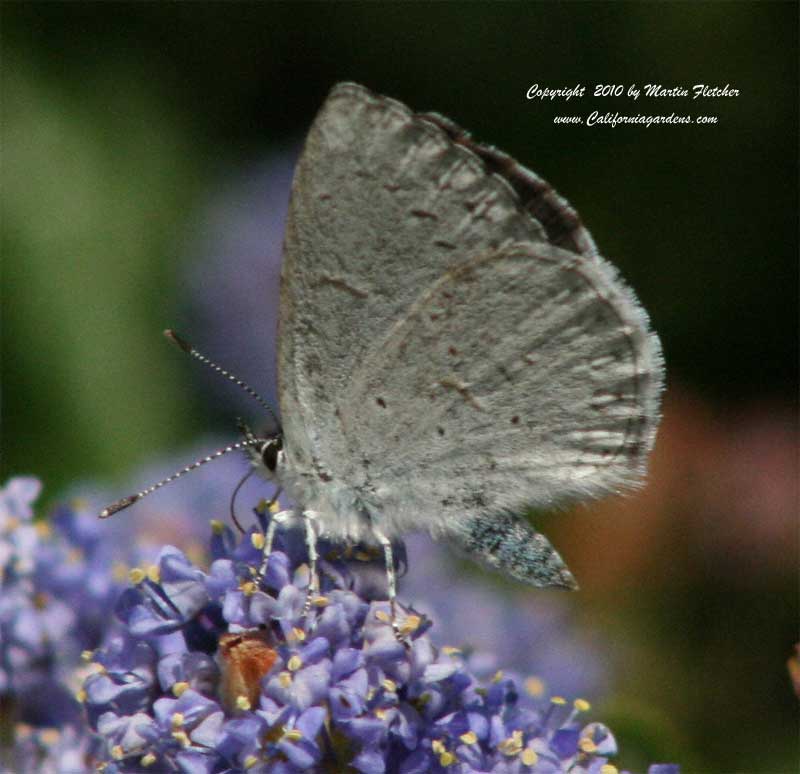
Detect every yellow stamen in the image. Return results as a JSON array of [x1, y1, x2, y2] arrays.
[[382, 679, 397, 692], [211, 520, 225, 534], [442, 646, 462, 656], [375, 610, 391, 623], [251, 532, 265, 550], [172, 682, 189, 697], [171, 712, 184, 729], [491, 670, 504, 683], [399, 615, 421, 636], [550, 695, 567, 705], [111, 745, 125, 760], [524, 676, 545, 697], [146, 564, 160, 583], [35, 522, 51, 538], [287, 655, 303, 672], [521, 748, 538, 766], [600, 765, 619, 774], [439, 751, 456, 766], [283, 729, 303, 742], [112, 562, 129, 583], [278, 671, 292, 688], [498, 730, 523, 756], [459, 731, 477, 745], [574, 698, 591, 712], [141, 753, 157, 767], [128, 567, 146, 585], [172, 730, 190, 747], [579, 738, 597, 754], [243, 755, 259, 769], [236, 695, 251, 711]]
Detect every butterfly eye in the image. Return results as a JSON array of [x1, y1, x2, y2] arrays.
[[261, 438, 283, 472]]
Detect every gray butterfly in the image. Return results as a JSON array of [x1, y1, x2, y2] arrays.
[[104, 83, 664, 599]]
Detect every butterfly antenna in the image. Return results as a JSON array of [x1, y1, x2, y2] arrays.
[[229, 468, 255, 533], [164, 329, 281, 431], [99, 439, 264, 518]]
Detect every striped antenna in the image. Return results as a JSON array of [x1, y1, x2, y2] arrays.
[[99, 439, 265, 518], [164, 329, 281, 431]]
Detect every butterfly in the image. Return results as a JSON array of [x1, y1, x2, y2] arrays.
[[103, 83, 664, 599]]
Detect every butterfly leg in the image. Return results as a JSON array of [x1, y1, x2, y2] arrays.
[[301, 510, 322, 615], [257, 508, 293, 580], [372, 528, 401, 640]]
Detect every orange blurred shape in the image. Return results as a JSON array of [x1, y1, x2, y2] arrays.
[[559, 388, 798, 590], [786, 642, 800, 699], [787, 643, 800, 699], [218, 629, 277, 710]]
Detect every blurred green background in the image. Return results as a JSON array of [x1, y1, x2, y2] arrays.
[[2, 2, 797, 772]]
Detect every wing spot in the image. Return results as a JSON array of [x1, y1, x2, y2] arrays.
[[376, 397, 387, 408], [384, 183, 401, 192], [410, 208, 439, 221], [448, 346, 458, 356], [511, 416, 520, 425], [434, 240, 457, 250], [430, 313, 440, 321], [437, 426, 445, 436]]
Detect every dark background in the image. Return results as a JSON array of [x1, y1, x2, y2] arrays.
[[2, 3, 797, 772]]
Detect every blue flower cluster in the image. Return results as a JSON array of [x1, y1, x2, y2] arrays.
[[0, 477, 125, 728], [0, 477, 121, 771], [1, 476, 678, 773]]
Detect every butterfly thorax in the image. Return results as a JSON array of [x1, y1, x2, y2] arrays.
[[247, 435, 378, 543]]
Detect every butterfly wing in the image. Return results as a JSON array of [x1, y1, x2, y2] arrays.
[[278, 83, 664, 571], [339, 240, 662, 584]]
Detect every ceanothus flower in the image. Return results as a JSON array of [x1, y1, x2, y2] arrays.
[[78, 507, 678, 774], [0, 476, 678, 773]]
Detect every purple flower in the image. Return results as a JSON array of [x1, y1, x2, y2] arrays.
[[0, 475, 678, 772], [0, 477, 118, 727], [78, 514, 677, 773]]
